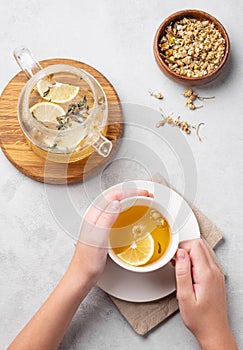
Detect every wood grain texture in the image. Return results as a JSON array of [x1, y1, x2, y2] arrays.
[[0, 58, 123, 184]]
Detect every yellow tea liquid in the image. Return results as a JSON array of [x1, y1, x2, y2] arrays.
[[110, 205, 171, 265], [24, 72, 106, 163], [29, 72, 94, 116]]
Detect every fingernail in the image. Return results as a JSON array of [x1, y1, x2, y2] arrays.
[[177, 249, 185, 260], [109, 200, 120, 211]]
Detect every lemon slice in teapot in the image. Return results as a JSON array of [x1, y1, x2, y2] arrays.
[[30, 102, 65, 127], [37, 79, 79, 103]]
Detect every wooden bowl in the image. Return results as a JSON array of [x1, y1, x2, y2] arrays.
[[153, 9, 230, 86]]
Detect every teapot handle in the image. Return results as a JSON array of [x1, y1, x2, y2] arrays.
[[85, 132, 112, 158], [14, 47, 43, 79]]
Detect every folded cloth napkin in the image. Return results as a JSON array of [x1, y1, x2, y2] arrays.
[[108, 173, 224, 336]]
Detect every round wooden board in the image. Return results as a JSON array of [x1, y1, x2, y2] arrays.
[[0, 58, 123, 184]]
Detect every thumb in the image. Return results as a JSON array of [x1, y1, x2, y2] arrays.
[[96, 200, 121, 228], [175, 249, 194, 301], [79, 201, 121, 248]]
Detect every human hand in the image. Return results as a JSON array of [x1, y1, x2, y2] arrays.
[[70, 189, 153, 286], [175, 238, 237, 350]]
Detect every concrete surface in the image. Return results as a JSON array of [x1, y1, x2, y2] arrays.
[[0, 0, 243, 349]]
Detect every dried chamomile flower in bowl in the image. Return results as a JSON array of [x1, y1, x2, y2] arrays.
[[153, 9, 230, 86]]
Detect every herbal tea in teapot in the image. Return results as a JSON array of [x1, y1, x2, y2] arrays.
[[28, 72, 97, 161], [29, 72, 95, 132], [15, 47, 112, 162]]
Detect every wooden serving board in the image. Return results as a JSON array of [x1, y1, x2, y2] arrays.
[[0, 58, 123, 184]]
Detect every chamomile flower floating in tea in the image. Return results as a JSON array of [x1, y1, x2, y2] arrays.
[[110, 205, 171, 267], [131, 224, 147, 242], [149, 209, 167, 227]]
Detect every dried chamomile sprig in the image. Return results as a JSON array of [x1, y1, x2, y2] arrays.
[[148, 90, 164, 99], [156, 109, 205, 141], [183, 88, 215, 110]]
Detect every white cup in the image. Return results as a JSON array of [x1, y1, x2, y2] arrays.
[[108, 196, 179, 273]]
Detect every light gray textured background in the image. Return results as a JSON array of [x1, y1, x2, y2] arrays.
[[0, 0, 243, 349]]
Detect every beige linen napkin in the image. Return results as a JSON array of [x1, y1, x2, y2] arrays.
[[108, 173, 224, 336]]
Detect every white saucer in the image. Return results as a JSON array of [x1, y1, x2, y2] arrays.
[[97, 180, 200, 302]]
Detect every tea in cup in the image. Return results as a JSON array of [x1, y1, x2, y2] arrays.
[[109, 196, 179, 272]]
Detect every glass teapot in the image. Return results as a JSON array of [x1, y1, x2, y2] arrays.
[[14, 47, 112, 163]]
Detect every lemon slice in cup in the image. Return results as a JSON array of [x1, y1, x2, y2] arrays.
[[117, 234, 154, 267], [37, 79, 79, 103], [30, 102, 65, 125]]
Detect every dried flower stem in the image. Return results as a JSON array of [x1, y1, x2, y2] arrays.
[[192, 122, 205, 142], [197, 95, 215, 101]]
